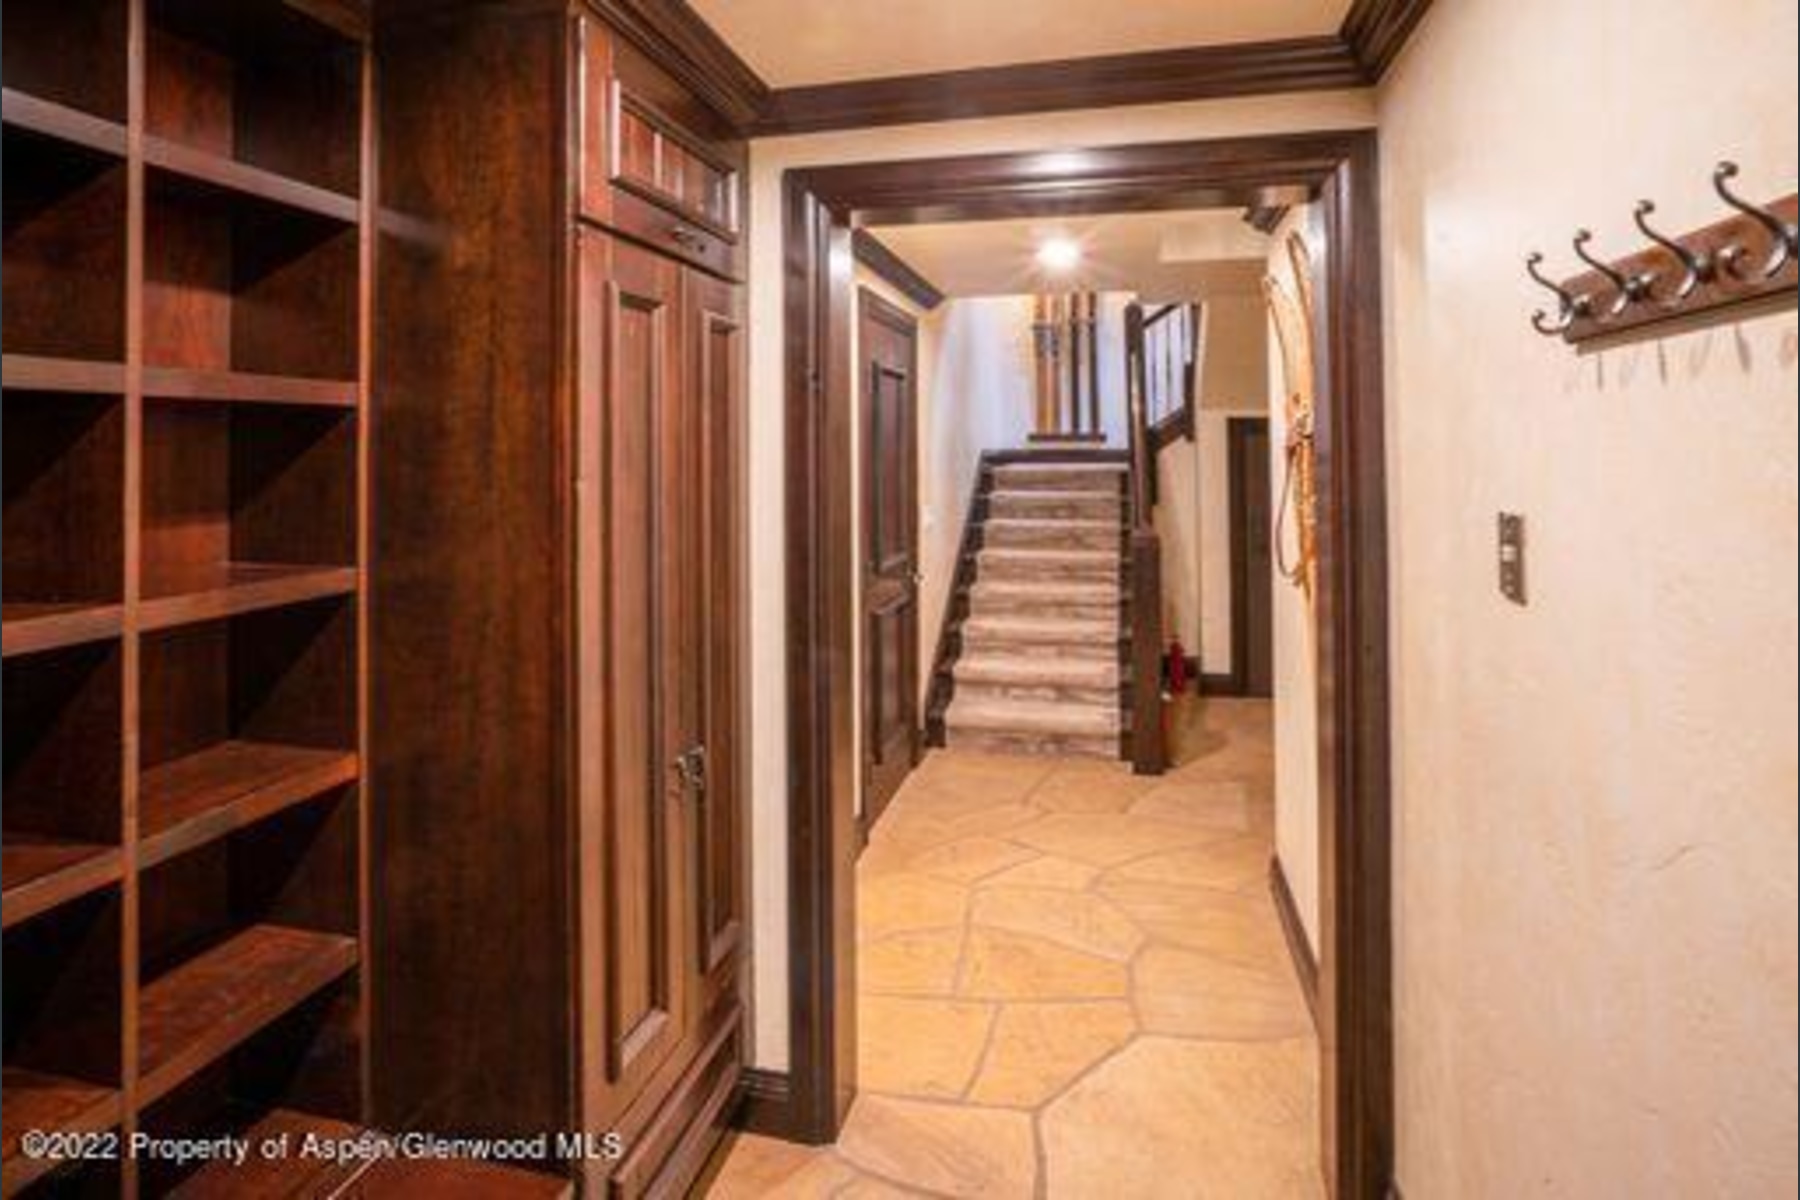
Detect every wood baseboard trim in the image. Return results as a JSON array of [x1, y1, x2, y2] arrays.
[[735, 1067, 799, 1140], [1270, 856, 1320, 1027]]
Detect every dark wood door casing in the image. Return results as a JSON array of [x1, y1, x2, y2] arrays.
[[858, 288, 922, 832], [779, 132, 1392, 1198]]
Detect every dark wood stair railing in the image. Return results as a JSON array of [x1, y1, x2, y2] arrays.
[[1142, 301, 1201, 456], [1124, 302, 1170, 775]]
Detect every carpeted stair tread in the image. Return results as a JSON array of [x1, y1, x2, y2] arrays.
[[945, 694, 1121, 737]]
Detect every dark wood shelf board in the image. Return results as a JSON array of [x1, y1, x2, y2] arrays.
[[349, 1157, 576, 1198], [142, 367, 358, 409], [138, 563, 357, 632], [1, 837, 124, 930], [1, 602, 125, 660], [1, 88, 129, 159], [137, 924, 359, 1106], [144, 135, 360, 224], [140, 740, 359, 870], [171, 1107, 367, 1197], [1, 1066, 122, 1196], [1, 356, 128, 396]]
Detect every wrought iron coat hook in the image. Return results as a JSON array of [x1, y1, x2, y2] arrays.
[[1633, 200, 1709, 302], [1525, 251, 1585, 335], [1714, 161, 1798, 279], [1574, 228, 1652, 318]]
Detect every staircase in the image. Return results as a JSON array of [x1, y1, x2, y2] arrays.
[[929, 455, 1132, 760]]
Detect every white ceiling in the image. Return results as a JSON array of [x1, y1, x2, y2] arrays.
[[869, 210, 1270, 300], [690, 0, 1353, 88]]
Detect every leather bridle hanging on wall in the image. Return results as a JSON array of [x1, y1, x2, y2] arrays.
[[1265, 230, 1321, 602]]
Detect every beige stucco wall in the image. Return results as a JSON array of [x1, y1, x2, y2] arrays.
[[1269, 205, 1325, 953], [744, 90, 1378, 1070], [1380, 0, 1798, 1193]]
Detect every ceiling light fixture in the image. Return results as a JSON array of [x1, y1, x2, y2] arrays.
[[1035, 237, 1082, 273]]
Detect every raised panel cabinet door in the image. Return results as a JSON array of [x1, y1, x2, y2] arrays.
[[575, 229, 694, 1118], [684, 268, 747, 1019]]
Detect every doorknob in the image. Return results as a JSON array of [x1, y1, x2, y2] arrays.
[[674, 745, 708, 794]]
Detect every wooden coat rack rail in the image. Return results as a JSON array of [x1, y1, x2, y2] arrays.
[[1527, 161, 1797, 345]]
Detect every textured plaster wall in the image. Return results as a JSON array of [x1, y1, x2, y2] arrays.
[[1380, 0, 1798, 1192]]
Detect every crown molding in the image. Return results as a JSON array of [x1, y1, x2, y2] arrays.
[[586, 0, 770, 130], [1341, 0, 1435, 80], [751, 36, 1366, 136]]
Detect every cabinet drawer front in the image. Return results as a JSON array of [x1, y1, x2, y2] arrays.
[[580, 15, 746, 280]]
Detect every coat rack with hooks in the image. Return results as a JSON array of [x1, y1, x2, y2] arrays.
[[1526, 161, 1797, 345]]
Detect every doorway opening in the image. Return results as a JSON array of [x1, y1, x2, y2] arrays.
[[768, 130, 1392, 1198]]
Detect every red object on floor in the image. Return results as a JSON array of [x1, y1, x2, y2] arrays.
[[1167, 640, 1190, 693]]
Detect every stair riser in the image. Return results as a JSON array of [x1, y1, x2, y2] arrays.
[[983, 523, 1119, 551], [945, 728, 1119, 761], [960, 631, 1120, 661], [969, 594, 1118, 621], [988, 494, 1122, 522], [976, 557, 1119, 584], [993, 469, 1124, 493], [953, 679, 1118, 708]]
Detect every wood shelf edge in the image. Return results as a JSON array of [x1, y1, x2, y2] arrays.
[[1, 1067, 122, 1196], [0, 843, 125, 930], [1, 355, 128, 395], [1, 603, 126, 660], [136, 925, 360, 1107], [139, 742, 360, 870], [141, 367, 358, 409], [138, 565, 358, 633], [1, 88, 128, 158], [144, 135, 360, 224]]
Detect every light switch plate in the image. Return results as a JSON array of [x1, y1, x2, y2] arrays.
[[1498, 513, 1527, 605]]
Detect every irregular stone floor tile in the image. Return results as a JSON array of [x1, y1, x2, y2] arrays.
[[858, 872, 970, 942], [860, 926, 967, 997], [1134, 945, 1312, 1040], [1011, 812, 1221, 866], [836, 1095, 1038, 1200], [858, 995, 995, 1100], [981, 855, 1102, 891], [1042, 1038, 1322, 1199], [967, 1000, 1137, 1108], [958, 927, 1130, 1001], [971, 886, 1144, 961], [906, 835, 1040, 884]]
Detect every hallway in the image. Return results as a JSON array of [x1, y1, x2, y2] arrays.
[[708, 699, 1320, 1197]]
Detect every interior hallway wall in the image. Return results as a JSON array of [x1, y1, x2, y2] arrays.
[[1267, 206, 1325, 954], [1380, 1, 1798, 1192], [744, 89, 1377, 1071]]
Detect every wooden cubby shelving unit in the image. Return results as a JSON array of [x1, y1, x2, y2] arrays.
[[3, 0, 383, 1194]]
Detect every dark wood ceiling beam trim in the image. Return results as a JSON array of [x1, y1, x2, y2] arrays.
[[851, 230, 945, 311], [1340, 0, 1436, 80], [751, 37, 1368, 136]]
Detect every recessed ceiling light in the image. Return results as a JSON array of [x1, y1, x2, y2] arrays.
[[1036, 237, 1082, 273]]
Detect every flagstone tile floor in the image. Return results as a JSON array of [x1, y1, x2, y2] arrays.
[[702, 698, 1322, 1199]]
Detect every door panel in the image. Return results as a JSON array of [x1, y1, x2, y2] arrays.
[[859, 290, 920, 830], [577, 230, 691, 1103], [686, 268, 746, 1012]]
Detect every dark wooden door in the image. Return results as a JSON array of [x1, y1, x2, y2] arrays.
[[1230, 417, 1275, 698], [859, 289, 920, 830], [576, 229, 694, 1113]]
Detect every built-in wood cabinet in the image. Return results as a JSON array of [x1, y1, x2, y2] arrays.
[[375, 5, 749, 1195]]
